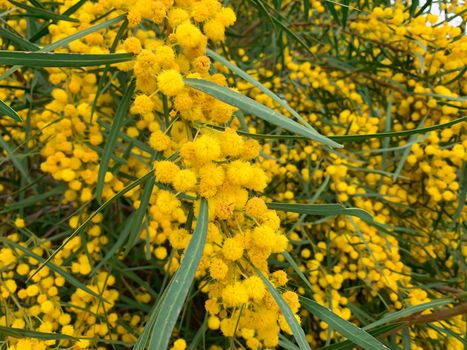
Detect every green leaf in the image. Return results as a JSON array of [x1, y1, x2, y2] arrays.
[[257, 269, 312, 350], [207, 49, 315, 131], [8, 0, 79, 22], [320, 323, 406, 350], [266, 203, 373, 222], [2, 238, 107, 303], [201, 115, 466, 143], [0, 132, 33, 186], [122, 175, 155, 254], [0, 98, 22, 121], [363, 298, 454, 331], [0, 51, 133, 67], [451, 161, 466, 228], [147, 199, 209, 350], [28, 169, 155, 281], [29, 0, 87, 42], [0, 15, 127, 81], [0, 186, 65, 213], [0, 325, 76, 341], [185, 78, 341, 148], [299, 297, 389, 350], [0, 27, 39, 51], [95, 81, 135, 203], [44, 14, 126, 52]]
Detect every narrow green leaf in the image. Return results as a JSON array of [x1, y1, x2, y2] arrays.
[[0, 186, 65, 213], [0, 98, 22, 121], [0, 133, 33, 186], [266, 203, 373, 222], [45, 14, 126, 52], [0, 15, 126, 82], [207, 49, 315, 131], [122, 175, 155, 254], [185, 78, 341, 148], [2, 238, 107, 303], [147, 199, 209, 350], [363, 298, 454, 331], [325, 0, 341, 25], [451, 161, 466, 228], [320, 323, 406, 350], [201, 115, 466, 143], [0, 27, 39, 51], [257, 269, 312, 350], [95, 81, 134, 203], [331, 115, 467, 142], [0, 325, 76, 341], [29, 0, 87, 42], [341, 0, 350, 27], [0, 51, 132, 67], [9, 0, 79, 22], [299, 297, 389, 350], [28, 169, 154, 280]]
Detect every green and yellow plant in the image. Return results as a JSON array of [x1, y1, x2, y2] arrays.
[[0, 0, 465, 349]]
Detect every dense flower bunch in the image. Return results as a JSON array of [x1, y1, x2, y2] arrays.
[[226, 2, 467, 349], [0, 0, 466, 349]]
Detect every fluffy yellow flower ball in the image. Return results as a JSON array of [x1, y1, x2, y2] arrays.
[[157, 70, 185, 96], [173, 169, 197, 192]]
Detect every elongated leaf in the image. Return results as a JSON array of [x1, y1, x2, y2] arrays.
[[185, 78, 341, 148], [267, 203, 373, 222], [0, 15, 127, 81], [147, 199, 209, 350], [45, 14, 126, 52], [0, 325, 76, 341], [0, 51, 132, 67], [451, 161, 466, 228], [95, 81, 135, 202], [9, 0, 79, 22], [201, 115, 467, 143], [257, 269, 312, 350], [29, 169, 154, 280], [29, 0, 87, 42], [0, 133, 33, 186], [123, 175, 155, 254], [0, 27, 39, 51], [207, 49, 314, 131], [363, 298, 454, 330], [299, 297, 389, 350], [0, 186, 65, 213], [0, 98, 22, 121], [320, 323, 406, 350], [2, 238, 107, 303]]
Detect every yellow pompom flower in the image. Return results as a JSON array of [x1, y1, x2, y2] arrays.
[[222, 237, 243, 261], [173, 169, 197, 192], [193, 135, 221, 163], [157, 70, 185, 96], [209, 258, 228, 280], [203, 20, 225, 42], [245, 197, 268, 218], [175, 21, 204, 49], [243, 276, 266, 301], [133, 94, 154, 114], [154, 160, 180, 183], [222, 282, 248, 307], [149, 130, 171, 151], [124, 37, 142, 54]]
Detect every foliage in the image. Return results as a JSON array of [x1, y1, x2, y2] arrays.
[[0, 0, 465, 350]]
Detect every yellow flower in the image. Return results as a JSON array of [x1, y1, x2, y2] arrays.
[[154, 160, 180, 183], [157, 70, 185, 96], [132, 94, 154, 114], [222, 237, 243, 261], [173, 169, 197, 192]]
